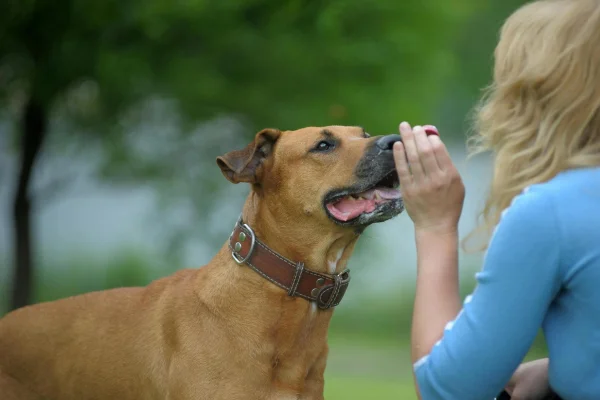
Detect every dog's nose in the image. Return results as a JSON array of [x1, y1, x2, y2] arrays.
[[375, 134, 401, 151]]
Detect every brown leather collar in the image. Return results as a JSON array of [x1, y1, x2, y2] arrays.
[[228, 217, 351, 310]]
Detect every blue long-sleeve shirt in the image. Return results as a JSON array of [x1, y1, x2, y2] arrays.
[[414, 166, 600, 400]]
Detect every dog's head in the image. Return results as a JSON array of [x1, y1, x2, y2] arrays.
[[216, 126, 403, 231]]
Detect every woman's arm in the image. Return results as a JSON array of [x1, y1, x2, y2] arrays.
[[393, 123, 464, 364], [394, 123, 562, 400], [411, 229, 461, 364]]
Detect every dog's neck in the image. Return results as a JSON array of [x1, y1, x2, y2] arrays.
[[193, 192, 362, 386], [241, 192, 360, 275], [199, 190, 361, 320]]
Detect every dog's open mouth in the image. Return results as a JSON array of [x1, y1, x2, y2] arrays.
[[325, 171, 402, 224]]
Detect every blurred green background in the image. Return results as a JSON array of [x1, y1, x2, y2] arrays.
[[0, 0, 546, 398]]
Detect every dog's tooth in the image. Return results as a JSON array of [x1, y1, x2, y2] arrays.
[[374, 191, 382, 201]]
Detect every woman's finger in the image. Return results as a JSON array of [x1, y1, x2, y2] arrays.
[[414, 126, 440, 174], [429, 135, 454, 172], [399, 122, 424, 180], [393, 141, 412, 187]]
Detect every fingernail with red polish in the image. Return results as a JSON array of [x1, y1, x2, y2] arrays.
[[424, 125, 439, 136]]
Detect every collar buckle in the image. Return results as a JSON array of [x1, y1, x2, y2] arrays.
[[316, 268, 351, 310], [231, 222, 257, 265]]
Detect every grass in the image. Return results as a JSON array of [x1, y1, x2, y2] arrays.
[[323, 336, 548, 400], [325, 376, 415, 399], [324, 338, 417, 399]]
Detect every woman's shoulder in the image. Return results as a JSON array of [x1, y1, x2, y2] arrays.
[[496, 166, 600, 241], [536, 166, 600, 192], [523, 166, 600, 257], [523, 166, 600, 205]]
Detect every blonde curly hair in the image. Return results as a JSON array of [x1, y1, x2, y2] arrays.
[[465, 0, 600, 250]]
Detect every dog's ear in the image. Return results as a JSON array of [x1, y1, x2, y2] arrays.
[[216, 128, 281, 184]]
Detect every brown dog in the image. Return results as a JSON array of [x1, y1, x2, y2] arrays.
[[0, 126, 404, 400]]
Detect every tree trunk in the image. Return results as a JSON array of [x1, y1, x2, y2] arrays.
[[11, 98, 47, 311]]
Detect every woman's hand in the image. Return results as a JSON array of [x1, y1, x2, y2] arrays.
[[393, 122, 465, 235], [506, 359, 554, 400]]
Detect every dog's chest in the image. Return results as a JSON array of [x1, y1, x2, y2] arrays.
[[265, 321, 327, 397]]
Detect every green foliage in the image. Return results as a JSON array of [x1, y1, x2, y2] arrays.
[[1, 0, 479, 144], [436, 0, 532, 135], [1, 0, 482, 262], [26, 250, 159, 307]]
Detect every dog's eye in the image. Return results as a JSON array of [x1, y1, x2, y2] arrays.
[[314, 140, 335, 152]]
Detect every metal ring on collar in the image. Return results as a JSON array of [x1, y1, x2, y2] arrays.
[[232, 224, 256, 265]]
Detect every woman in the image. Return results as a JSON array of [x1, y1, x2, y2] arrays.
[[393, 1, 600, 399]]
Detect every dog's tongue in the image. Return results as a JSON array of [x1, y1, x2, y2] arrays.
[[327, 198, 376, 222], [326, 188, 401, 222]]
